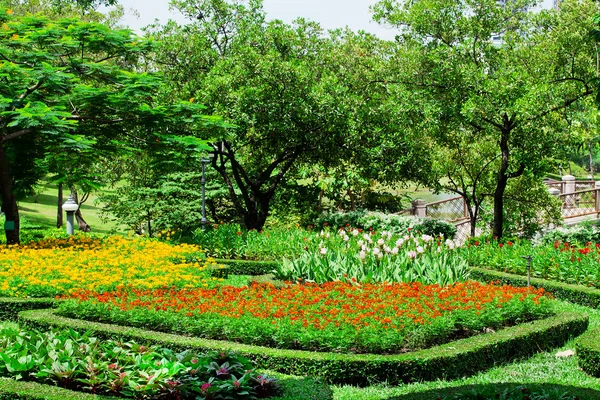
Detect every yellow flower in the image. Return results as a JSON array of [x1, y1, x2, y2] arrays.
[[11, 33, 18, 40], [6, 9, 13, 15]]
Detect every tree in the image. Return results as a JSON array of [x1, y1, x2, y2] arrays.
[[0, 9, 222, 244], [373, 0, 598, 238], [151, 0, 428, 230]]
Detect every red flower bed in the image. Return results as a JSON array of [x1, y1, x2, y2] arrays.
[[60, 281, 552, 354]]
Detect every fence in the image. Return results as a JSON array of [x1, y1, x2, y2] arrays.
[[559, 188, 600, 220]]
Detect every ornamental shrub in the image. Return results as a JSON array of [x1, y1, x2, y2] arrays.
[[0, 327, 280, 399]]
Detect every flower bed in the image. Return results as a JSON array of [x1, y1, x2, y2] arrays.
[[461, 239, 600, 287], [0, 327, 280, 399], [58, 281, 552, 354], [275, 228, 468, 285], [0, 236, 217, 297]]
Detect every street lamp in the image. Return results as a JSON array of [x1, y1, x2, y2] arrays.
[[201, 155, 213, 230], [62, 195, 79, 235]]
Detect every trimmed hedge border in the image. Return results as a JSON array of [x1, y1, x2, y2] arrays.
[[0, 378, 120, 400], [389, 383, 600, 400], [0, 297, 56, 321], [0, 373, 331, 400], [576, 325, 600, 377], [19, 309, 588, 386], [213, 259, 279, 276], [470, 267, 600, 308]]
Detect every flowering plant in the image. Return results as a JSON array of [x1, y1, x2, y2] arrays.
[[275, 228, 468, 285], [60, 281, 552, 354]]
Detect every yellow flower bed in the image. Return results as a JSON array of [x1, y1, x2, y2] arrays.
[[0, 235, 219, 297]]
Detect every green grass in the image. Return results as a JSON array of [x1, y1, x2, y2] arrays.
[[18, 182, 126, 235], [330, 301, 600, 399]]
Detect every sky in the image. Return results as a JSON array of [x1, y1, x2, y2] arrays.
[[113, 0, 400, 40], [114, 0, 556, 40]]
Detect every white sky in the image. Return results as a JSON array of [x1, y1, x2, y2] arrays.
[[114, 0, 403, 40], [114, 0, 555, 40]]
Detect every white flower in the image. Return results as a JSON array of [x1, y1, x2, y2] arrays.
[[384, 245, 391, 253], [437, 246, 442, 252], [373, 248, 381, 255], [421, 234, 433, 243], [343, 235, 349, 242], [358, 240, 364, 247], [352, 229, 359, 236], [381, 230, 388, 237], [377, 238, 385, 246], [320, 247, 327, 255], [416, 246, 424, 254], [404, 235, 410, 240], [407, 251, 417, 259], [377, 252, 383, 259], [396, 239, 404, 247], [387, 231, 394, 239], [359, 251, 366, 260], [391, 247, 399, 255], [445, 239, 455, 250], [361, 244, 368, 251], [325, 232, 330, 238], [363, 234, 371, 241]]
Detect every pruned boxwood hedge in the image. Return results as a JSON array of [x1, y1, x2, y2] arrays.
[[470, 267, 600, 308], [576, 325, 600, 377], [213, 259, 279, 276], [19, 309, 588, 386], [0, 378, 120, 400], [389, 383, 600, 400], [0, 297, 56, 321], [0, 372, 330, 400]]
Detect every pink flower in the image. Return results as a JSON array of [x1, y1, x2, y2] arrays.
[[201, 383, 211, 392]]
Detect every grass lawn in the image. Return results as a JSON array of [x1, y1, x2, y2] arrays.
[[331, 301, 600, 399], [18, 182, 126, 235]]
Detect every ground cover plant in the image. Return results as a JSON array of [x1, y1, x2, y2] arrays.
[[0, 327, 280, 399], [0, 235, 219, 297], [57, 281, 552, 354], [275, 228, 468, 285], [461, 239, 600, 287]]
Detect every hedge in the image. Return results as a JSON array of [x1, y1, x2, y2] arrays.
[[576, 325, 600, 377], [470, 267, 600, 308], [19, 309, 588, 386], [390, 383, 600, 400], [0, 373, 331, 400], [0, 378, 120, 400], [212, 259, 279, 276], [0, 297, 56, 321]]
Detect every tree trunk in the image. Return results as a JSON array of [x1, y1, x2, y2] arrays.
[[0, 143, 20, 245], [492, 174, 508, 239], [57, 183, 63, 228], [69, 189, 91, 232]]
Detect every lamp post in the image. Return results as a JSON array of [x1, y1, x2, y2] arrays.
[[201, 155, 212, 230], [62, 195, 79, 235]]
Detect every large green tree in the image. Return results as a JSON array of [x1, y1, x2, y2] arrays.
[[0, 9, 221, 244], [151, 0, 426, 230], [373, 0, 598, 238]]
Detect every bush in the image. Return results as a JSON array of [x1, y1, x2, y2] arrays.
[[469, 267, 600, 308], [314, 211, 457, 239], [535, 223, 600, 247], [576, 325, 600, 377], [413, 217, 457, 238], [0, 327, 281, 399], [20, 309, 588, 386]]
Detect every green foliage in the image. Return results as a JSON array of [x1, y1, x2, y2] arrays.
[[393, 383, 600, 400], [462, 240, 600, 287], [536, 223, 600, 247], [20, 308, 587, 386], [0, 298, 55, 321], [314, 211, 457, 238], [470, 267, 600, 309], [0, 327, 280, 399], [189, 225, 309, 260], [498, 175, 563, 239], [577, 325, 600, 377], [213, 259, 278, 276]]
